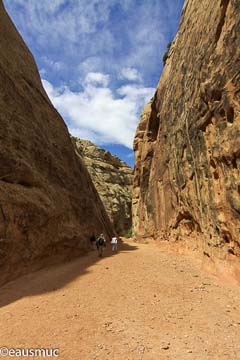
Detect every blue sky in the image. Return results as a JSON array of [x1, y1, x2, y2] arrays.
[[4, 0, 184, 167]]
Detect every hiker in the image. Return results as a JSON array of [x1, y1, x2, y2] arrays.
[[96, 233, 106, 257], [89, 234, 96, 249], [111, 236, 118, 252]]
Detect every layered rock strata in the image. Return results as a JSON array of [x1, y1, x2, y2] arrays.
[[0, 1, 113, 285], [133, 0, 240, 262], [73, 138, 133, 235]]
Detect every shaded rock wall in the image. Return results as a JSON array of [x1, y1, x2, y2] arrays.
[[0, 1, 113, 285], [133, 0, 240, 260], [74, 138, 133, 235]]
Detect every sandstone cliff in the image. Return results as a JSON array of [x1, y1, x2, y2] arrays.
[[0, 1, 113, 285], [73, 138, 133, 235], [133, 0, 240, 263]]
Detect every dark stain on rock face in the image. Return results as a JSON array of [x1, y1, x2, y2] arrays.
[[215, 0, 231, 44], [0, 205, 6, 239]]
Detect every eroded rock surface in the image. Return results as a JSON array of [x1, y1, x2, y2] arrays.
[[74, 138, 133, 235], [133, 0, 240, 262], [0, 1, 112, 285]]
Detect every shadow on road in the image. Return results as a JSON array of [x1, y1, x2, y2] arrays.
[[0, 240, 138, 308]]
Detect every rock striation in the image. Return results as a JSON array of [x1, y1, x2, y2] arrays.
[[0, 1, 113, 285], [133, 0, 240, 263], [73, 138, 133, 235]]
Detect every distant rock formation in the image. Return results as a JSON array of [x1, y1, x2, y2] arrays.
[[73, 138, 133, 235], [0, 0, 113, 285], [133, 0, 240, 263]]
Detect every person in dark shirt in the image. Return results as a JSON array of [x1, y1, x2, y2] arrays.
[[96, 234, 106, 257]]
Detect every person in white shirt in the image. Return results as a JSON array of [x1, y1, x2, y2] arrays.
[[111, 236, 118, 252]]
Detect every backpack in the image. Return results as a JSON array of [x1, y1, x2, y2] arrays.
[[98, 237, 104, 246]]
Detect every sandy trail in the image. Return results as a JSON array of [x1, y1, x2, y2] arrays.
[[0, 239, 240, 360]]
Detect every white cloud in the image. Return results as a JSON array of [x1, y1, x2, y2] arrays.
[[78, 56, 104, 75], [41, 56, 65, 71], [42, 74, 154, 149], [39, 68, 47, 76], [5, 0, 119, 45], [121, 67, 142, 82], [117, 85, 154, 100], [4, 0, 184, 89], [84, 72, 110, 87]]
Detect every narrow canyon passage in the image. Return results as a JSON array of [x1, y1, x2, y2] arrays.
[[1, 240, 240, 360]]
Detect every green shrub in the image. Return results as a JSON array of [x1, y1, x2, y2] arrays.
[[162, 42, 172, 66], [125, 227, 133, 238]]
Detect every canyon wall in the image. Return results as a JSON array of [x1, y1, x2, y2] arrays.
[[133, 0, 240, 262], [0, 1, 113, 285], [73, 138, 133, 235]]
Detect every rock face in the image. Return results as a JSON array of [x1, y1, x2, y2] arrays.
[[133, 0, 240, 261], [0, 1, 113, 285], [73, 138, 133, 235]]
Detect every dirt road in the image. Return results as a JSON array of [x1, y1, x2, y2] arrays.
[[1, 239, 240, 359]]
